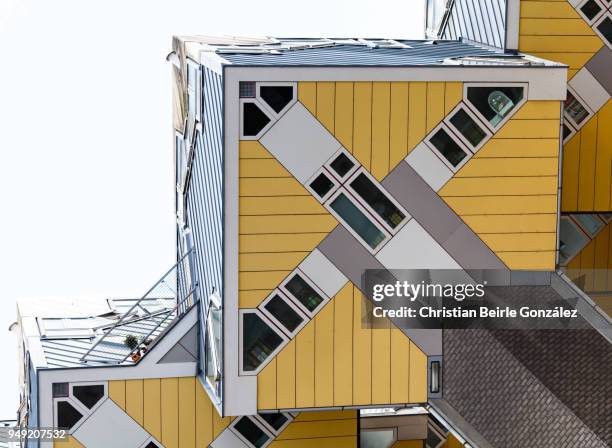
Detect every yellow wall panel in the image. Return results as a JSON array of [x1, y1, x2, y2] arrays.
[[475, 138, 559, 158], [240, 178, 310, 197], [277, 419, 356, 439], [520, 18, 597, 35], [295, 322, 315, 408], [195, 378, 214, 447], [461, 214, 557, 233], [314, 302, 334, 406], [258, 358, 277, 410], [497, 251, 556, 270], [390, 327, 410, 404], [240, 233, 329, 253], [521, 1, 586, 19], [577, 117, 598, 211], [480, 233, 557, 252], [240, 196, 327, 216], [444, 82, 463, 115], [408, 83, 427, 153], [353, 82, 373, 169], [143, 378, 162, 441], [239, 140, 273, 159], [519, 35, 603, 52], [161, 378, 179, 448], [178, 377, 196, 448], [316, 82, 335, 134], [440, 177, 557, 196], [455, 158, 558, 177], [426, 83, 446, 133], [271, 410, 357, 448], [298, 82, 317, 115], [335, 82, 354, 151], [353, 289, 372, 404], [277, 339, 297, 409], [239, 159, 291, 178], [239, 271, 290, 290], [390, 83, 410, 169], [125, 379, 144, 426], [494, 119, 559, 139], [594, 103, 612, 210], [409, 342, 428, 403], [240, 215, 337, 234], [393, 441, 424, 448], [443, 195, 557, 215], [294, 410, 357, 421], [55, 436, 84, 448], [371, 82, 391, 180], [371, 323, 391, 405], [333, 283, 354, 406], [271, 437, 357, 448], [108, 380, 126, 410], [239, 252, 309, 272], [212, 409, 232, 439], [512, 100, 560, 119]]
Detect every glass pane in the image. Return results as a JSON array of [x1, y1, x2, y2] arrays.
[[330, 153, 355, 177], [52, 383, 69, 398], [206, 305, 222, 396], [243, 102, 271, 136], [467, 86, 524, 127], [57, 401, 83, 429], [329, 193, 387, 250], [428, 128, 468, 167], [559, 219, 589, 265], [239, 81, 256, 98], [565, 91, 590, 125], [310, 173, 335, 198], [596, 16, 612, 45], [349, 173, 406, 229], [234, 417, 270, 448], [242, 313, 283, 372], [73, 385, 105, 409], [284, 274, 324, 313], [573, 214, 604, 237], [360, 429, 395, 448], [562, 123, 573, 141], [260, 86, 294, 113], [264, 294, 304, 333], [581, 0, 603, 20], [259, 413, 289, 431], [449, 108, 487, 147]]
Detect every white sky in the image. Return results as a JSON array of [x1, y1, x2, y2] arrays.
[[0, 0, 424, 418]]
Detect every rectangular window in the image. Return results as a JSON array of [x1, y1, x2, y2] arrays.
[[257, 413, 291, 434], [347, 170, 407, 231], [241, 311, 286, 374], [283, 273, 326, 315], [446, 105, 489, 151], [328, 191, 388, 251], [564, 90, 591, 127], [427, 126, 469, 169], [595, 14, 612, 48], [232, 417, 271, 448], [260, 291, 307, 337], [559, 217, 589, 266]]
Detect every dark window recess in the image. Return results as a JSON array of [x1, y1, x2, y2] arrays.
[[52, 383, 69, 398], [330, 153, 355, 177], [581, 0, 603, 20], [449, 109, 487, 147], [349, 173, 405, 229], [310, 173, 335, 198], [597, 16, 612, 45], [562, 124, 573, 141], [259, 413, 289, 431], [428, 129, 468, 167], [426, 428, 445, 448], [329, 193, 387, 250], [260, 86, 294, 113], [430, 361, 441, 394], [264, 294, 304, 333], [466, 86, 524, 127], [56, 401, 83, 429], [565, 91, 590, 125], [284, 274, 324, 313], [239, 82, 256, 98], [73, 384, 105, 409], [242, 313, 283, 372], [144, 442, 160, 448], [243, 103, 271, 136], [234, 417, 270, 448]]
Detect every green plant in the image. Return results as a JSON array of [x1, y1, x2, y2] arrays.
[[124, 334, 139, 351]]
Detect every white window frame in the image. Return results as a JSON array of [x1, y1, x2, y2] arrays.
[[571, 213, 606, 238], [239, 98, 276, 140], [593, 12, 612, 50], [305, 167, 340, 204], [564, 86, 594, 130], [562, 120, 578, 144], [444, 103, 492, 153], [576, 0, 607, 24], [324, 147, 360, 183], [256, 82, 298, 119], [344, 167, 410, 235], [254, 413, 294, 436], [53, 397, 89, 434], [279, 268, 331, 318], [463, 82, 528, 132], [258, 289, 309, 338], [204, 292, 222, 394], [229, 416, 275, 448], [424, 122, 473, 172], [324, 188, 392, 255], [239, 309, 289, 376], [559, 216, 591, 266]]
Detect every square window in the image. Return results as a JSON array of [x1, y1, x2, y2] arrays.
[[448, 107, 488, 149], [233, 417, 270, 448], [428, 127, 468, 168], [239, 82, 256, 98], [330, 152, 355, 178], [580, 0, 604, 21], [595, 14, 612, 46], [309, 172, 335, 199], [466, 85, 525, 129], [52, 383, 69, 398]]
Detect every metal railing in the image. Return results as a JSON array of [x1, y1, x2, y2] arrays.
[[80, 250, 199, 364]]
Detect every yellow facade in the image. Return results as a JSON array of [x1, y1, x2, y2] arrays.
[[257, 283, 428, 410], [270, 410, 358, 448]]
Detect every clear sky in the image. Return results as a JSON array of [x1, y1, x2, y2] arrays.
[[0, 0, 425, 418]]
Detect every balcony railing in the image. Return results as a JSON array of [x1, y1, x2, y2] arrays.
[[79, 250, 198, 364]]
